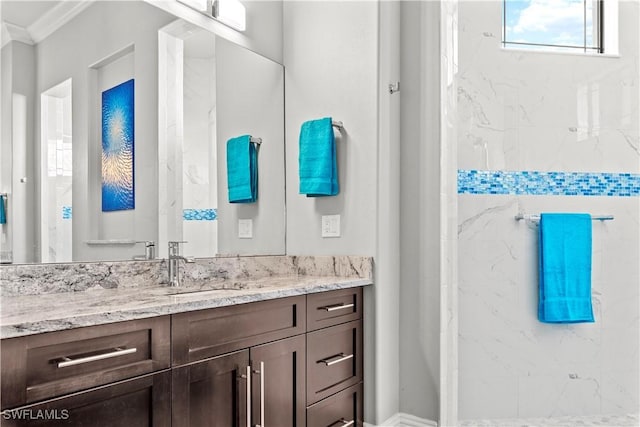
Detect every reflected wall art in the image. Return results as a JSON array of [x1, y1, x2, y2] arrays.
[[102, 79, 134, 211]]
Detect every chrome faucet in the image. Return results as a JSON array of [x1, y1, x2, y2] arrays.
[[168, 241, 195, 287], [132, 241, 155, 260]]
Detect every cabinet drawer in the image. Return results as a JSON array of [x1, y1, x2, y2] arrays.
[[307, 383, 364, 427], [1, 316, 170, 410], [0, 370, 171, 427], [307, 320, 362, 405], [172, 296, 306, 365], [307, 288, 362, 332]]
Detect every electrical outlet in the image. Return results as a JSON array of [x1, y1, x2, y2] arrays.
[[321, 215, 340, 238], [238, 219, 253, 238]]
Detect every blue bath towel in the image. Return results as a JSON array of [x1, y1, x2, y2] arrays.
[[227, 135, 258, 203], [0, 195, 6, 224], [299, 117, 339, 196], [538, 213, 594, 323]]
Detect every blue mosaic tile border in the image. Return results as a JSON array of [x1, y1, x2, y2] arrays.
[[62, 206, 72, 219], [458, 170, 640, 197], [183, 208, 217, 221]]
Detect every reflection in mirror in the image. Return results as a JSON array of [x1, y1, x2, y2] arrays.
[[158, 19, 285, 259], [41, 78, 73, 263], [0, 0, 285, 264]]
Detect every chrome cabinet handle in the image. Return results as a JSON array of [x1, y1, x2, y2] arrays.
[[56, 347, 136, 368], [254, 361, 265, 427], [319, 303, 354, 312], [329, 419, 355, 427], [318, 353, 354, 366], [246, 366, 252, 427]]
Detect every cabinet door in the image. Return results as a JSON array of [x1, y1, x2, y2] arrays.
[[0, 371, 170, 427], [172, 350, 249, 427], [250, 335, 305, 427]]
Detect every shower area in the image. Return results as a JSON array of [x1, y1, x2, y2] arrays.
[[158, 21, 219, 259], [451, 0, 640, 425]]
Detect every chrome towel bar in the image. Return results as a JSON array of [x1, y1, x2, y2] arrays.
[[515, 213, 614, 222]]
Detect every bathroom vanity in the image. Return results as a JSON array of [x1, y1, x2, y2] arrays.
[[0, 256, 370, 426]]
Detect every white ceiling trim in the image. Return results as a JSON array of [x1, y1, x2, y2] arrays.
[[28, 0, 95, 44], [1, 22, 33, 48]]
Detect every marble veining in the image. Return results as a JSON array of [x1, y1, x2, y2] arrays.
[[0, 256, 373, 339], [0, 255, 372, 296], [0, 261, 165, 296]]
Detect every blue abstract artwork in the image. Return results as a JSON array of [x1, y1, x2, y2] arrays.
[[102, 79, 134, 211]]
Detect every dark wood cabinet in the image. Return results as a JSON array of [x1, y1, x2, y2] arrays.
[[1, 288, 364, 426], [0, 371, 171, 427], [307, 383, 364, 427], [307, 288, 362, 332], [173, 310, 306, 427], [1, 316, 170, 410], [250, 335, 306, 427], [305, 290, 364, 424], [172, 350, 249, 427], [307, 320, 362, 405], [172, 296, 306, 365]]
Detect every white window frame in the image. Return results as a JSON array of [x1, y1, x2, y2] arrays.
[[501, 0, 619, 55]]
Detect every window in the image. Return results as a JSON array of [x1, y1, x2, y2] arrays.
[[502, 0, 616, 54]]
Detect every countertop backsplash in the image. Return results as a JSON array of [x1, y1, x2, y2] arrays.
[[0, 255, 373, 297]]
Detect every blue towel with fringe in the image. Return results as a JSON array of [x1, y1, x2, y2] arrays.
[[0, 195, 5, 224], [299, 117, 339, 196], [227, 135, 258, 203], [538, 213, 594, 323]]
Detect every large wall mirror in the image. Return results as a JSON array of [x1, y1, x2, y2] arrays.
[[0, 0, 285, 264]]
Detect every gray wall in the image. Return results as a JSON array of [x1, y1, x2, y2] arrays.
[[283, 1, 378, 257], [35, 1, 176, 261], [216, 37, 285, 256], [0, 44, 11, 262], [398, 1, 441, 421], [283, 1, 407, 423], [0, 41, 37, 263]]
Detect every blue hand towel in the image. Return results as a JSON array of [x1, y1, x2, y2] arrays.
[[299, 117, 339, 196], [227, 135, 258, 203], [538, 213, 594, 323], [0, 195, 6, 224]]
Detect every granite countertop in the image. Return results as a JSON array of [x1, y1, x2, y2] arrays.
[[1, 256, 373, 339]]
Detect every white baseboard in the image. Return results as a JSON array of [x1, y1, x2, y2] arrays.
[[369, 412, 438, 427]]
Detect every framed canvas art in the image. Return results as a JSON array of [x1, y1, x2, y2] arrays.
[[102, 79, 134, 211]]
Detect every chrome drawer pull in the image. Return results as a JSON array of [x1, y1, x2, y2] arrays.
[[320, 303, 354, 312], [246, 366, 252, 427], [260, 360, 265, 427], [330, 419, 354, 427], [56, 347, 137, 368], [318, 353, 354, 366]]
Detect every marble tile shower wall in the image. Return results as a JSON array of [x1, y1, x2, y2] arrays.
[[456, 1, 639, 421]]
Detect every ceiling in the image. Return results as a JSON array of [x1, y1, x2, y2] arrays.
[[0, 1, 60, 28]]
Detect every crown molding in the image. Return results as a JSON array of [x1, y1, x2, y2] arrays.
[[28, 0, 95, 44], [1, 22, 33, 48]]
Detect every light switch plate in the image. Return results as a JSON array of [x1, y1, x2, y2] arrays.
[[321, 215, 340, 238], [238, 219, 253, 238]]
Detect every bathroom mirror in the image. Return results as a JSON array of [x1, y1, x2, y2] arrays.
[[0, 0, 285, 264]]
